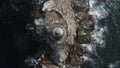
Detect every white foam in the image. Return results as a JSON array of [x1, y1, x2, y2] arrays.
[[89, 0, 97, 8], [81, 55, 89, 62], [81, 44, 94, 53], [92, 26, 107, 48], [89, 0, 110, 20], [88, 0, 108, 50], [82, 0, 109, 65]]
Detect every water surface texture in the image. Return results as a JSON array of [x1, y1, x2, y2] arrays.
[[81, 0, 120, 68], [0, 0, 120, 68]]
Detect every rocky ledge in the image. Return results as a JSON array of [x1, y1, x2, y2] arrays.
[[0, 0, 95, 68]]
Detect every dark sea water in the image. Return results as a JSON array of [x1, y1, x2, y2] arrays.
[[0, 0, 120, 68], [81, 0, 120, 68]]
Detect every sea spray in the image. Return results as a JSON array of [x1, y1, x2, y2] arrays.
[[81, 0, 109, 68]]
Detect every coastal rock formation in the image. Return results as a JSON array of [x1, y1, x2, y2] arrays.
[[25, 0, 95, 68], [0, 0, 95, 68]]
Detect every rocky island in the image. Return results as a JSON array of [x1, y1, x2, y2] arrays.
[[0, 0, 95, 68]]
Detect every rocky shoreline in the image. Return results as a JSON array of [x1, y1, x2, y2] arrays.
[[0, 0, 95, 68]]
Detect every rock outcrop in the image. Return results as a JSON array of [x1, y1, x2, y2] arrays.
[[24, 0, 95, 68]]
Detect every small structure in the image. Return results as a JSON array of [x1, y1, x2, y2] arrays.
[[25, 0, 95, 68]]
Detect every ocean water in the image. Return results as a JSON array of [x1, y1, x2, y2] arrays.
[[0, 0, 120, 68], [81, 0, 120, 68]]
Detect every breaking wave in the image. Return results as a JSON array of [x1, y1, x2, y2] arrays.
[[81, 0, 109, 68]]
